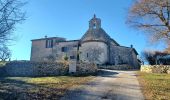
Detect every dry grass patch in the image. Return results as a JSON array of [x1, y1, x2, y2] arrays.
[[137, 72, 170, 100], [0, 76, 94, 100]]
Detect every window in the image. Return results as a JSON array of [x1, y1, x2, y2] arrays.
[[70, 56, 75, 59], [78, 44, 81, 47], [93, 24, 96, 29], [87, 53, 89, 58], [61, 47, 68, 52], [46, 39, 53, 48], [73, 45, 77, 47]]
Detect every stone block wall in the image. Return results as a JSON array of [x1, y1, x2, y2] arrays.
[[5, 61, 69, 77], [76, 62, 98, 75], [141, 65, 170, 74], [0, 67, 6, 77], [2, 61, 97, 77], [109, 45, 139, 69]]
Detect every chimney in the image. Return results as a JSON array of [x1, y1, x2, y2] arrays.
[[130, 45, 133, 48]]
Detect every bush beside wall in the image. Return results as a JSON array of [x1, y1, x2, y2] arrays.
[[141, 65, 170, 74]]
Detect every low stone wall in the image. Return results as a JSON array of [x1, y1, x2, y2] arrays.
[[1, 61, 98, 77], [141, 65, 170, 74], [0, 67, 6, 77], [76, 62, 97, 75], [0, 62, 7, 76], [98, 64, 135, 70], [5, 61, 69, 77]]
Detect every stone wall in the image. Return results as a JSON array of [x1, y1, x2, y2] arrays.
[[76, 62, 98, 75], [0, 67, 6, 77], [141, 65, 170, 74], [98, 64, 136, 70], [5, 61, 69, 77], [109, 45, 139, 69], [2, 61, 97, 77]]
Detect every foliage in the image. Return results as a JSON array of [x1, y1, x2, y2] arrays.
[[137, 72, 170, 100], [63, 54, 68, 61], [127, 0, 170, 43]]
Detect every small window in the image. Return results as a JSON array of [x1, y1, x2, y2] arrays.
[[70, 56, 75, 59], [78, 44, 81, 47], [46, 39, 53, 48], [87, 53, 88, 58], [93, 24, 96, 29], [61, 47, 68, 52], [73, 45, 77, 47]]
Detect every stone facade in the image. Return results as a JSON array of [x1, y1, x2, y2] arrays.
[[80, 41, 108, 64], [30, 15, 140, 68], [109, 45, 139, 68]]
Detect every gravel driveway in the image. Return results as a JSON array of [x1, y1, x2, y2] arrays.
[[61, 69, 144, 100]]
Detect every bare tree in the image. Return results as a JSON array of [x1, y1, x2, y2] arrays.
[[141, 50, 156, 65], [0, 0, 26, 46], [141, 50, 169, 65], [127, 0, 170, 43], [0, 46, 11, 61]]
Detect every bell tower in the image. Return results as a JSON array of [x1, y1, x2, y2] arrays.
[[89, 14, 101, 30]]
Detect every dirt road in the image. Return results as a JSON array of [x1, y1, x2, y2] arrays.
[[61, 69, 144, 100]]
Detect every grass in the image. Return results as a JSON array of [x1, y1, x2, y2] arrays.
[[0, 76, 94, 100], [137, 72, 170, 100]]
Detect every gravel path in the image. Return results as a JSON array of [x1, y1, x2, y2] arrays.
[[61, 69, 144, 100]]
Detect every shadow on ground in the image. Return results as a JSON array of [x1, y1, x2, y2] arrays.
[[97, 69, 119, 77], [0, 77, 66, 100]]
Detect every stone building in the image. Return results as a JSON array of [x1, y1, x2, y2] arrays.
[[31, 15, 140, 68]]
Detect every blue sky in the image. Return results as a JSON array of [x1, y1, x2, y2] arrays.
[[9, 0, 166, 60]]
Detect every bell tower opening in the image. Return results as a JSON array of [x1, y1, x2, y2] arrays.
[[93, 23, 97, 29], [89, 14, 101, 30]]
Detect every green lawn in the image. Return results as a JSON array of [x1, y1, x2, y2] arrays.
[[137, 72, 170, 100], [0, 76, 94, 100]]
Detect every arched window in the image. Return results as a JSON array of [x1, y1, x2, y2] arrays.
[[93, 24, 96, 29]]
